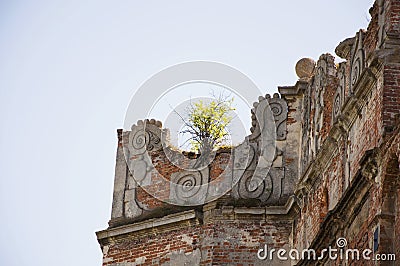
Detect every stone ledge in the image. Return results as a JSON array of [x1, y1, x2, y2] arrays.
[[203, 196, 299, 222], [233, 195, 298, 215], [278, 80, 308, 96], [96, 210, 199, 242]]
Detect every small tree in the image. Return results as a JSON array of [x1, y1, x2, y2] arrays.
[[179, 95, 235, 154]]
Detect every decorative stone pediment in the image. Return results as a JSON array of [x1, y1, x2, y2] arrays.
[[112, 92, 292, 222]]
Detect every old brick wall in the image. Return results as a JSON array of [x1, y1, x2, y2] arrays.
[[99, 209, 292, 266], [102, 225, 201, 265], [291, 0, 400, 265]]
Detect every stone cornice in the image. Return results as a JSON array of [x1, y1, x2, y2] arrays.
[[203, 195, 300, 222], [278, 80, 308, 97], [96, 210, 201, 245], [97, 195, 300, 246], [237, 195, 300, 216]]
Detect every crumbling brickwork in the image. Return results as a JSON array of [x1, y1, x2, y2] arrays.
[[97, 0, 400, 265]]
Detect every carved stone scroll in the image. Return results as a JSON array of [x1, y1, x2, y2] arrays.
[[269, 94, 288, 140], [333, 62, 346, 121], [128, 119, 163, 156], [122, 119, 165, 219], [236, 170, 272, 202], [126, 119, 165, 186], [249, 93, 288, 141], [349, 31, 366, 93], [169, 167, 209, 206]]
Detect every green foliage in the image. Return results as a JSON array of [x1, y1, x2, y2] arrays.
[[181, 96, 235, 153]]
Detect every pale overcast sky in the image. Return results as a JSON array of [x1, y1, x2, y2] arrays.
[[0, 1, 373, 265]]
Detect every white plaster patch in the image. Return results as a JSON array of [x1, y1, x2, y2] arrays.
[[102, 245, 109, 256], [180, 234, 193, 246], [134, 256, 146, 265], [103, 257, 112, 263]]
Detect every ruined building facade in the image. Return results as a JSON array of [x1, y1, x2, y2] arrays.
[[96, 1, 400, 265]]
